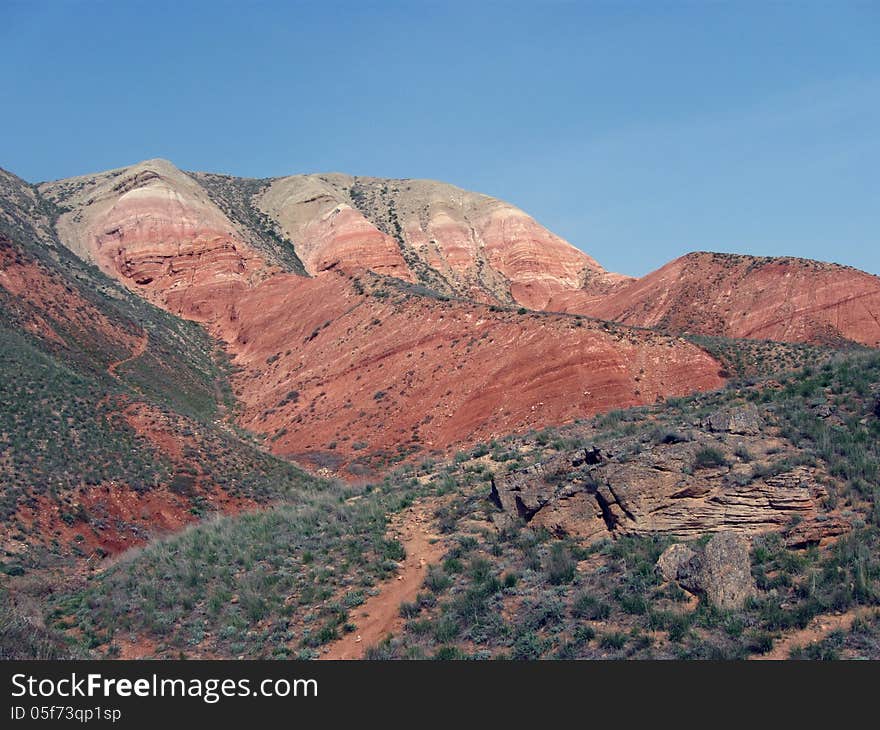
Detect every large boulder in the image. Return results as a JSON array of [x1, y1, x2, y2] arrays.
[[656, 532, 756, 610], [703, 404, 762, 435], [701, 533, 756, 610], [656, 543, 698, 584]]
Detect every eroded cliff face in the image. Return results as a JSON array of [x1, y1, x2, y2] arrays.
[[256, 173, 610, 306], [38, 157, 880, 480], [256, 175, 880, 347], [563, 252, 880, 347], [254, 174, 413, 280], [42, 161, 880, 351], [215, 269, 724, 474], [34, 159, 728, 474], [39, 159, 274, 319]]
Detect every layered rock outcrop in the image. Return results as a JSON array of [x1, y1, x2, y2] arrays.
[[218, 269, 725, 472], [34, 160, 727, 474], [40, 161, 880, 351], [256, 173, 613, 306], [39, 160, 275, 319], [33, 158, 880, 476], [490, 415, 845, 545]]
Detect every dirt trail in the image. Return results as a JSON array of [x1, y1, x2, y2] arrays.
[[108, 331, 148, 376], [752, 606, 877, 660], [321, 498, 447, 660]]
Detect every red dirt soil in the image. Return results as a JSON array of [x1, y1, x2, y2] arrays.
[[108, 331, 149, 376], [224, 268, 725, 472], [10, 486, 197, 560], [321, 498, 447, 659], [752, 606, 878, 660], [0, 241, 142, 357]]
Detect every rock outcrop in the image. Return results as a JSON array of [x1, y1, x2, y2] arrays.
[[656, 543, 699, 584], [491, 428, 844, 545], [703, 404, 763, 435], [31, 158, 880, 475], [39, 159, 275, 319], [223, 271, 724, 472], [256, 173, 617, 306], [700, 533, 757, 610]]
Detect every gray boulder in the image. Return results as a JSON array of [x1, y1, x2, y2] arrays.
[[701, 532, 757, 610], [656, 532, 756, 610], [703, 404, 763, 435], [656, 543, 698, 584]]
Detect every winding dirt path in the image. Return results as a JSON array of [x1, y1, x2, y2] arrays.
[[752, 606, 877, 660], [108, 331, 148, 376], [322, 498, 447, 660]]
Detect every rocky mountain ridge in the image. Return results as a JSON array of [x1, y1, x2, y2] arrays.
[[26, 159, 727, 472], [36, 158, 880, 350]]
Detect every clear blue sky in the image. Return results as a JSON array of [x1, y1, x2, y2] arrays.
[[1, 1, 877, 276]]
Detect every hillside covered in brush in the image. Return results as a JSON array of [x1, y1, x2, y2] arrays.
[[11, 349, 879, 660], [2, 157, 880, 661]]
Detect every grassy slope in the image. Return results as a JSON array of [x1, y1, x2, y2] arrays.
[[50, 481, 423, 659], [364, 352, 880, 659], [0, 170, 325, 658], [46, 350, 880, 659]]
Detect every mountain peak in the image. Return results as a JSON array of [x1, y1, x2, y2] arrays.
[[257, 171, 604, 304], [36, 160, 607, 308]]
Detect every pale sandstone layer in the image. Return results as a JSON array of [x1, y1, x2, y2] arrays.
[[491, 407, 849, 548], [39, 159, 275, 318], [256, 173, 615, 307]]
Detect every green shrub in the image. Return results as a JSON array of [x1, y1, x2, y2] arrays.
[[545, 543, 576, 585], [571, 592, 611, 620], [599, 632, 627, 650], [693, 446, 728, 469]]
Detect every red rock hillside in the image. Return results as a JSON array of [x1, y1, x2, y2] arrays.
[[40, 159, 278, 320], [37, 160, 727, 472], [256, 172, 628, 308], [554, 252, 880, 347], [219, 268, 725, 475]]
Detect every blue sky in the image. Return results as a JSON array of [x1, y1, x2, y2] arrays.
[[1, 1, 877, 276]]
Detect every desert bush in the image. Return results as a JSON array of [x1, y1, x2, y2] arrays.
[[545, 543, 576, 585], [693, 446, 728, 469]]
